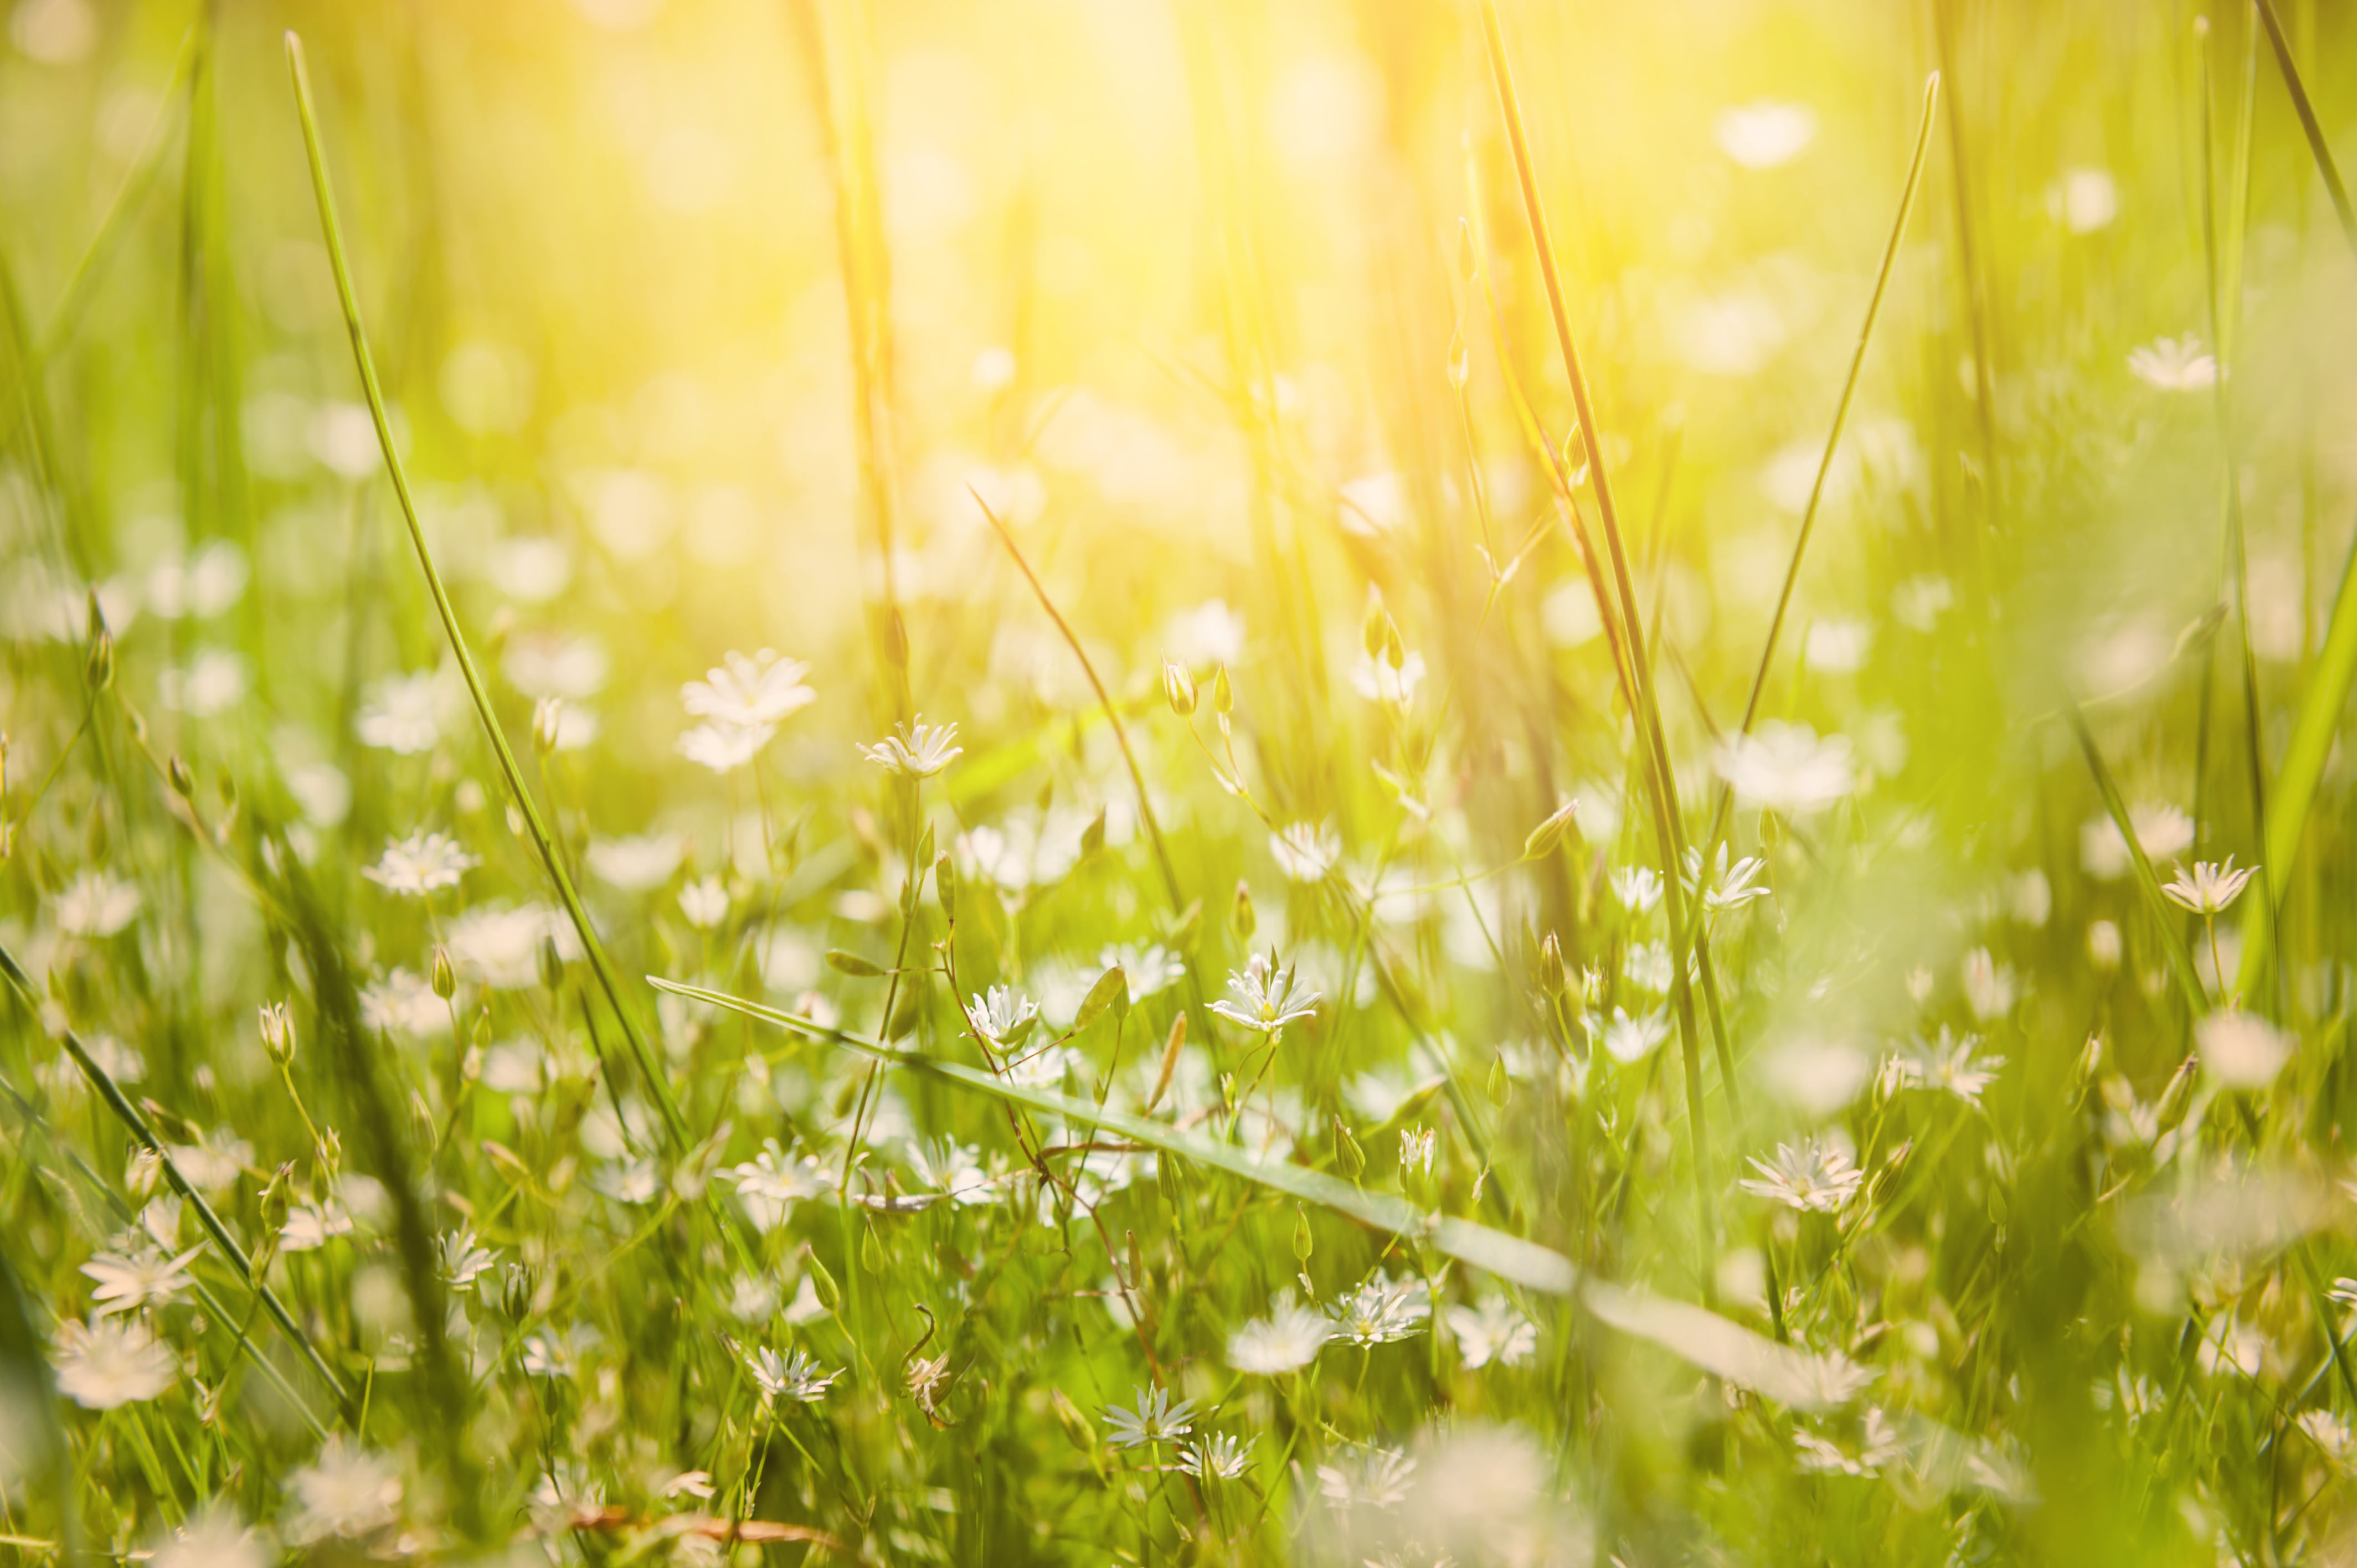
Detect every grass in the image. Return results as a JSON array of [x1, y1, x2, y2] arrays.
[[1, 1, 2355, 1564]]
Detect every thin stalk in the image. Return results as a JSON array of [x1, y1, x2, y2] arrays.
[[285, 32, 687, 1152]]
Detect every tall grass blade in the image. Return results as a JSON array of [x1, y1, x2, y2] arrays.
[[1478, 0, 1720, 1281], [283, 32, 688, 1151], [2236, 0, 2357, 1001]]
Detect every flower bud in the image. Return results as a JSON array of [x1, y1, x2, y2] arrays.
[[258, 1001, 296, 1065], [431, 945, 457, 1001], [1162, 659, 1197, 717], [167, 754, 195, 799], [1231, 879, 1255, 941], [1523, 798, 1578, 861], [1211, 665, 1233, 716], [533, 695, 564, 755]]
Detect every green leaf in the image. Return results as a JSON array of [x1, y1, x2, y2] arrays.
[[825, 948, 885, 979]]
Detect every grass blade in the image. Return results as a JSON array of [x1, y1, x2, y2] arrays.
[[2255, 0, 2357, 258], [284, 32, 688, 1152], [1478, 0, 1719, 1282], [652, 974, 1867, 1409], [2235, 0, 2357, 1001], [0, 938, 355, 1418]]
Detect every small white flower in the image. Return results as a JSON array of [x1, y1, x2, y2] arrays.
[[2197, 1009, 2292, 1090], [1715, 721, 1855, 816], [1328, 1272, 1429, 1345], [2160, 857, 2258, 915], [51, 1316, 176, 1407], [440, 1226, 498, 1290], [285, 1440, 403, 1543], [80, 1246, 203, 1316], [678, 875, 730, 929], [860, 716, 964, 778], [1270, 821, 1341, 883], [1228, 1298, 1332, 1374], [968, 984, 1041, 1048], [1180, 1433, 1253, 1481], [355, 672, 443, 755], [54, 870, 141, 937], [1738, 1138, 1865, 1213], [2049, 166, 2119, 233], [363, 831, 478, 897], [1210, 953, 1320, 1033], [1597, 1007, 1669, 1065], [678, 720, 775, 774], [681, 649, 814, 729], [1610, 865, 1664, 915], [360, 969, 449, 1036], [2127, 335, 2217, 391], [1716, 101, 1816, 168], [586, 833, 686, 892], [737, 1342, 840, 1406], [2082, 803, 2194, 880], [152, 1506, 268, 1568], [1316, 1444, 1416, 1509], [1102, 1384, 1198, 1449], [1447, 1295, 1538, 1369], [1888, 1028, 2005, 1107]]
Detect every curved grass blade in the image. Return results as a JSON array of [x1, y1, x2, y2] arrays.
[[652, 973, 1862, 1410], [652, 974, 1576, 1294], [0, 938, 356, 1417], [284, 32, 686, 1152]]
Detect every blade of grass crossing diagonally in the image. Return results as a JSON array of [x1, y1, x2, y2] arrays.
[[2255, 0, 2357, 257], [651, 975, 1867, 1412], [2236, 0, 2357, 1003], [0, 939, 356, 1419], [284, 33, 688, 1153]]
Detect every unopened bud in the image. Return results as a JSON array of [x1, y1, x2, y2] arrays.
[[935, 854, 957, 922], [1362, 596, 1388, 659], [533, 696, 564, 755], [84, 619, 114, 694], [1292, 1204, 1314, 1264], [1334, 1116, 1365, 1182], [167, 754, 195, 799], [431, 945, 457, 1000], [257, 1001, 296, 1065], [806, 1253, 842, 1312], [1523, 798, 1578, 861], [1211, 665, 1233, 716], [1162, 659, 1197, 717], [1231, 880, 1255, 941]]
